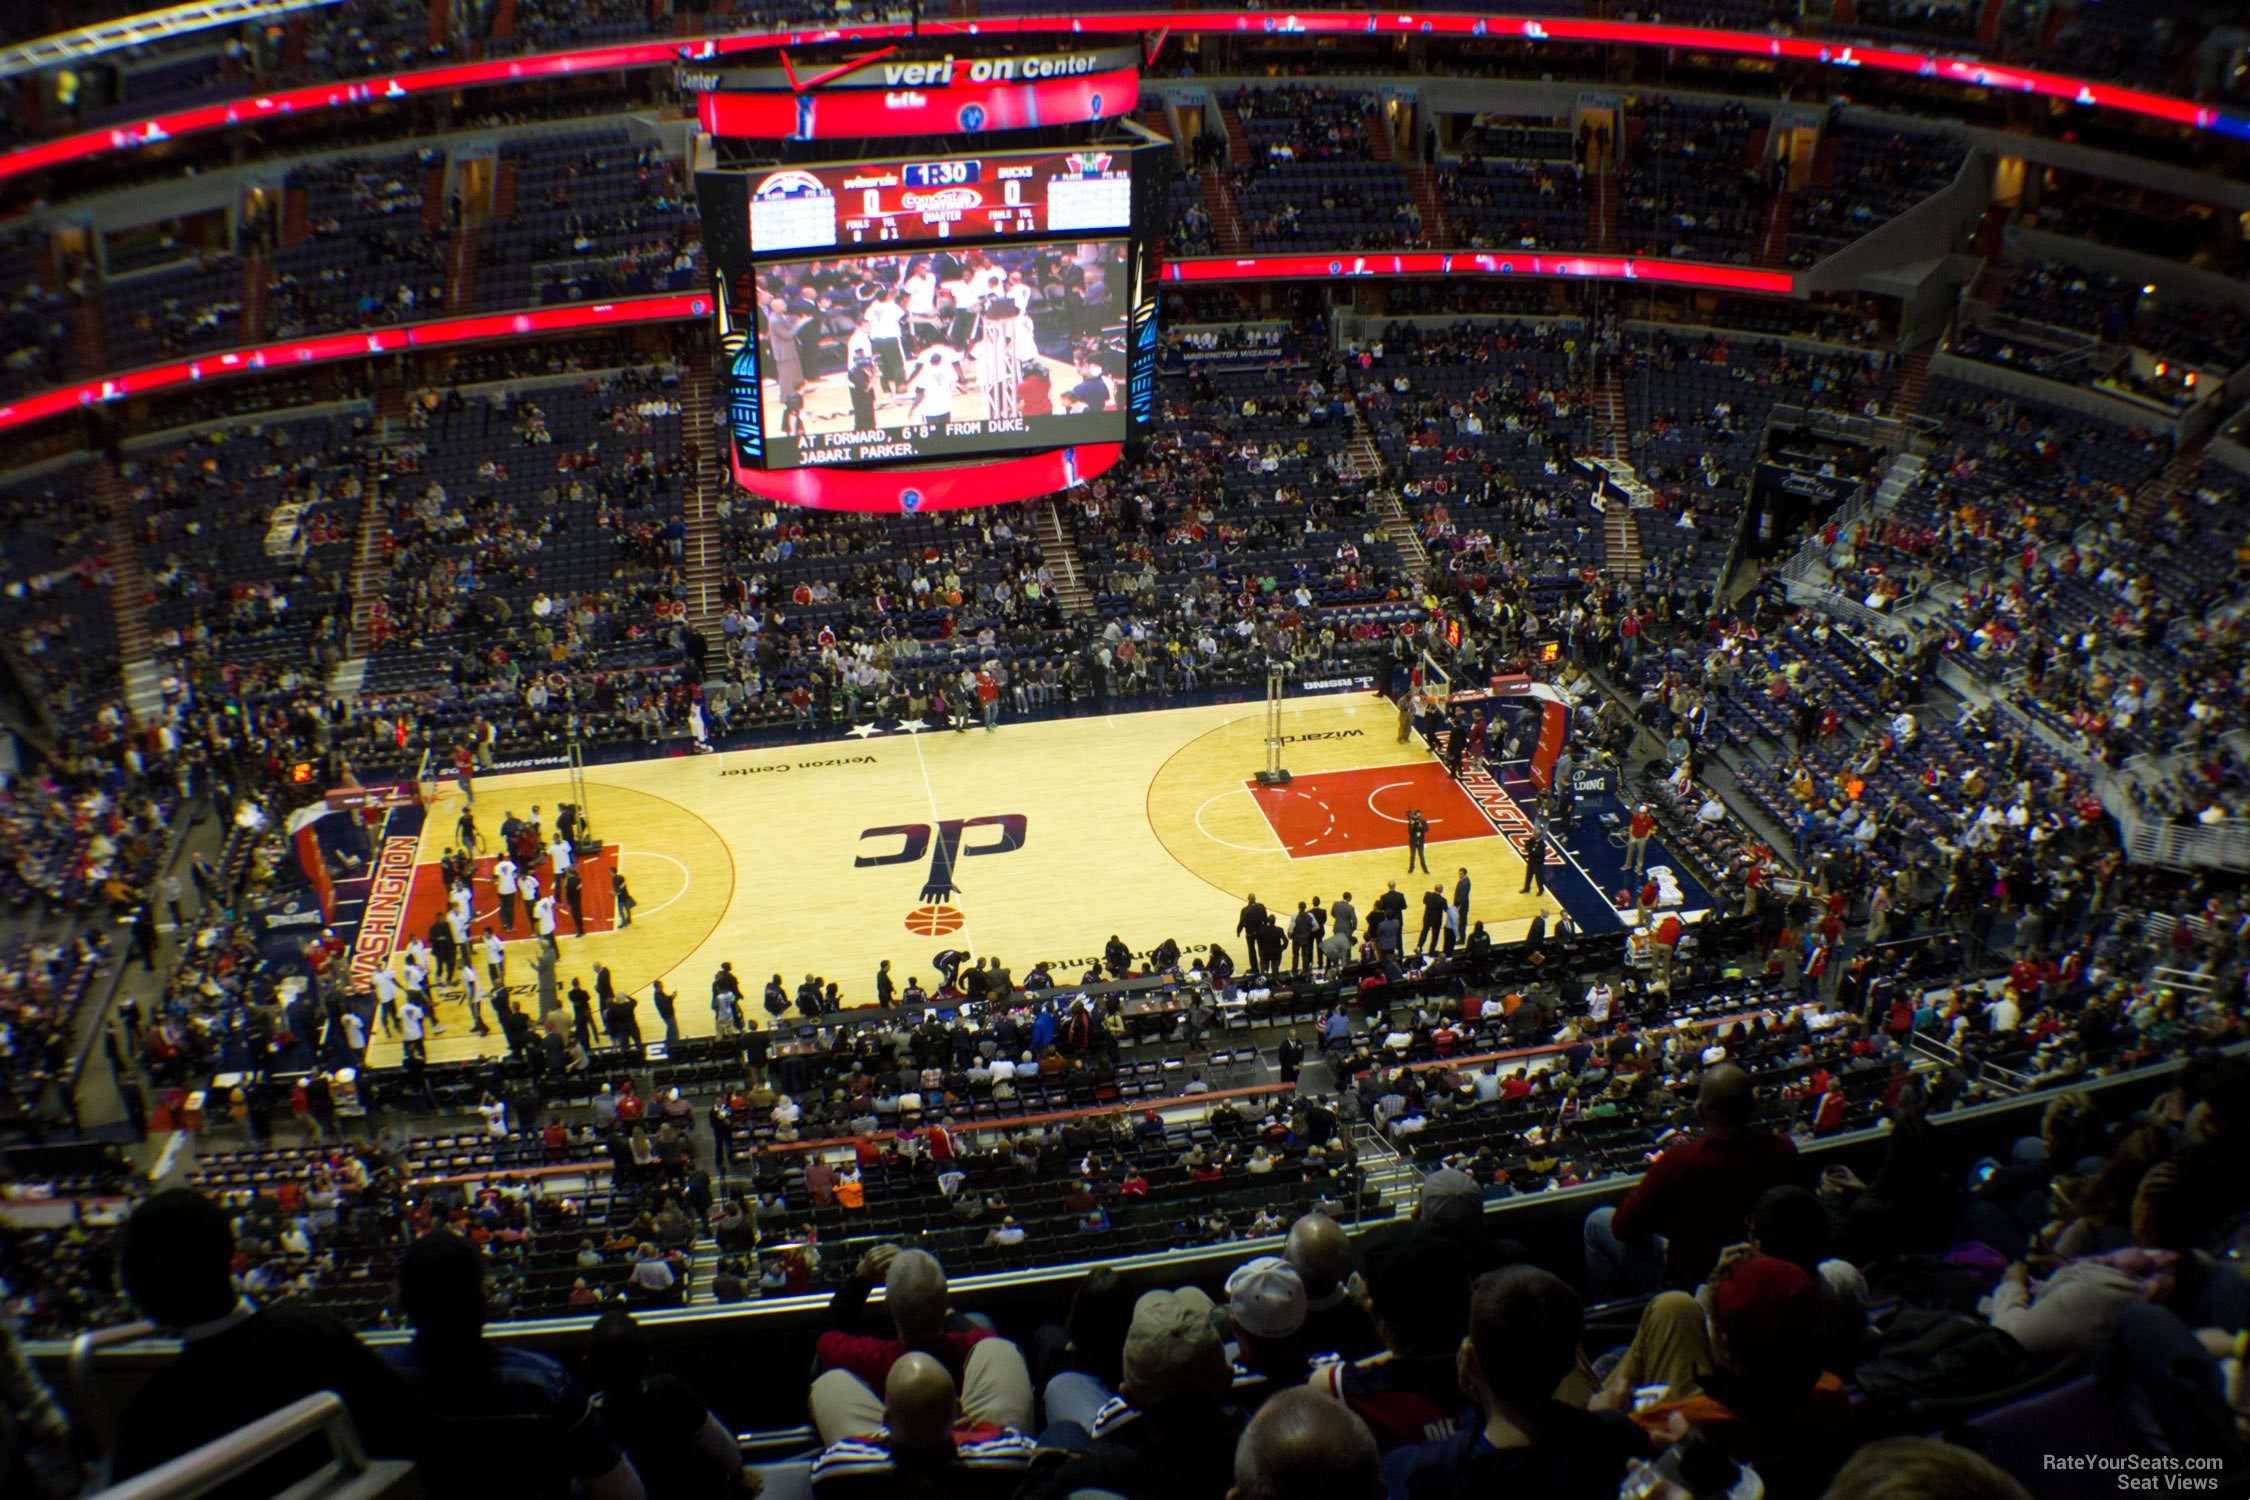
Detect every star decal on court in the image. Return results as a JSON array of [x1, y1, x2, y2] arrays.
[[895, 718, 930, 734], [846, 723, 882, 739]]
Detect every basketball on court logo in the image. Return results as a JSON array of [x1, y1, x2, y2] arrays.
[[904, 904, 964, 936]]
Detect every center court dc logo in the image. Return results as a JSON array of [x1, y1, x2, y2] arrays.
[[898, 486, 923, 513], [958, 103, 987, 131]]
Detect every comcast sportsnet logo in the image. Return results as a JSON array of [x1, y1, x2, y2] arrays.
[[901, 188, 983, 213]]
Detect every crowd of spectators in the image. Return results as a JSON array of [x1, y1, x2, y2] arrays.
[[478, 130, 701, 308], [1786, 125, 1966, 269], [1618, 99, 1766, 265], [270, 151, 451, 337], [1989, 258, 2250, 375], [0, 230, 79, 400], [1223, 88, 1420, 252]]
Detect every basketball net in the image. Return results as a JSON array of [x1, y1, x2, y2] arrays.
[[1418, 647, 1454, 713], [974, 300, 1023, 422]]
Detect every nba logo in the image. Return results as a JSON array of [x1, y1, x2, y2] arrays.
[[1088, 92, 1103, 116], [959, 103, 987, 131], [795, 95, 816, 139], [899, 488, 924, 513]]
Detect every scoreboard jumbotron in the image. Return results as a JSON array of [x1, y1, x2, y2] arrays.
[[691, 36, 1166, 510], [749, 149, 1134, 252]]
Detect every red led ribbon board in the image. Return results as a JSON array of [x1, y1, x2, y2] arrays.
[[727, 442, 1123, 512], [1161, 251, 1795, 295], [695, 65, 1138, 140], [0, 294, 708, 435], [5, 13, 2242, 185]]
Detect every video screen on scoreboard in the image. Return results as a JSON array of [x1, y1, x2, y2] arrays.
[[749, 149, 1132, 253], [753, 240, 1129, 468]]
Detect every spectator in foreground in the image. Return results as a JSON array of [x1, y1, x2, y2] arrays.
[[584, 1308, 743, 1499], [1310, 1230, 1472, 1451], [808, 1351, 1035, 1498], [1620, 1255, 1852, 1496], [1819, 1436, 2031, 1499], [1287, 1211, 1382, 1361], [1035, 1266, 1138, 1430], [1023, 1285, 1247, 1500], [811, 1246, 1034, 1445], [1232, 1386, 1382, 1500], [1383, 1266, 1650, 1498], [387, 1229, 644, 1499], [1221, 1255, 1311, 1402], [1583, 1062, 1800, 1296], [112, 1188, 414, 1497]]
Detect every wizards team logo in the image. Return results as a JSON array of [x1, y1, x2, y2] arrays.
[[858, 814, 1026, 935]]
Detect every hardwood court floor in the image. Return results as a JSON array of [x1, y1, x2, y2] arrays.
[[374, 693, 1555, 1065]]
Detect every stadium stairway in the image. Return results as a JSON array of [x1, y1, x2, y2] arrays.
[[1603, 499, 1643, 580], [1219, 102, 1250, 170], [1892, 348, 1934, 421], [67, 293, 108, 379], [280, 13, 310, 72], [241, 251, 270, 342], [1406, 163, 1450, 245], [1202, 174, 1247, 255], [683, 354, 728, 625], [1754, 191, 1794, 268], [1589, 167, 1618, 253], [283, 185, 308, 248], [1034, 499, 1095, 614], [445, 228, 479, 313], [1809, 132, 1841, 189], [1350, 1122, 1424, 1209], [1350, 405, 1427, 574], [2129, 438, 2206, 529], [421, 159, 448, 237], [1596, 373, 1628, 461], [97, 467, 163, 725], [344, 453, 397, 659]]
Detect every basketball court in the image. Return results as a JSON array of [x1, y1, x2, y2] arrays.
[[363, 692, 1559, 1065]]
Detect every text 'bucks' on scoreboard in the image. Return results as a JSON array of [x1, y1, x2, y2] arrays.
[[748, 149, 1133, 252]]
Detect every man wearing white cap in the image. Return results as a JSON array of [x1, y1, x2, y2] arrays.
[[1223, 1255, 1311, 1403]]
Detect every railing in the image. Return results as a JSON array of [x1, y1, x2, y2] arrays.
[[90, 1392, 376, 1500], [2124, 816, 2250, 874], [69, 1320, 158, 1457]]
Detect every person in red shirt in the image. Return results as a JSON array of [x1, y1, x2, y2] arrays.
[[1627, 805, 1657, 874], [810, 1248, 1033, 1446], [1584, 1063, 1801, 1297], [975, 669, 1001, 732], [1652, 914, 1684, 992]]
